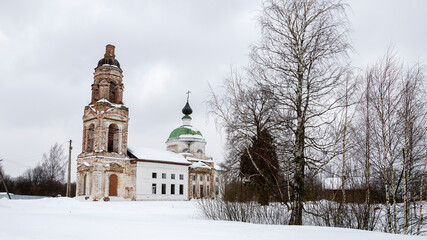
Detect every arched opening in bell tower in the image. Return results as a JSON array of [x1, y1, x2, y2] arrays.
[[108, 124, 119, 153], [86, 124, 95, 152], [91, 84, 99, 103], [109, 81, 117, 103], [83, 174, 87, 195]]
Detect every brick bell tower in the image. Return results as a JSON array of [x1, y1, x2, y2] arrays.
[[76, 45, 136, 200]]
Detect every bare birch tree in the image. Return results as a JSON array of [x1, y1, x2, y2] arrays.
[[368, 51, 400, 233], [41, 143, 66, 183], [400, 63, 426, 234], [361, 50, 427, 234], [208, 68, 288, 204], [249, 0, 350, 225]]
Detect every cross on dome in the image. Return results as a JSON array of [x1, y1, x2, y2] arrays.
[[186, 90, 191, 102]]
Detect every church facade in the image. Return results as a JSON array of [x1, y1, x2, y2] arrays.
[[76, 45, 217, 201]]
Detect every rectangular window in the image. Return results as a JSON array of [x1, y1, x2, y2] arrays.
[[215, 186, 219, 195], [179, 174, 184, 180], [192, 175, 196, 181], [171, 184, 175, 194], [200, 175, 203, 181], [171, 174, 175, 179], [152, 172, 157, 178], [152, 184, 157, 194], [215, 177, 219, 183], [207, 176, 210, 182], [192, 185, 196, 196], [162, 184, 166, 194], [162, 173, 166, 179], [179, 184, 184, 195], [207, 186, 210, 196]]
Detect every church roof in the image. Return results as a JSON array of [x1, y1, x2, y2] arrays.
[[182, 101, 193, 115], [128, 147, 190, 165], [189, 161, 211, 169], [168, 125, 203, 139], [186, 156, 214, 163], [167, 97, 205, 141], [97, 57, 121, 69], [96, 44, 121, 69]]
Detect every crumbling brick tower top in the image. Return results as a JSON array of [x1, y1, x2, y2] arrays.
[[79, 44, 129, 158]]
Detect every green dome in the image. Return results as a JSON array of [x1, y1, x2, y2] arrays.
[[168, 126, 203, 139]]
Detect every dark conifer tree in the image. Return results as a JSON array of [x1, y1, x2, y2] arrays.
[[240, 129, 279, 205]]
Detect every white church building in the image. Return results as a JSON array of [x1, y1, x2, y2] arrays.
[[75, 45, 218, 201]]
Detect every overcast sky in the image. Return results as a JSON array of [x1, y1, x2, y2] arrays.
[[1, 0, 426, 180]]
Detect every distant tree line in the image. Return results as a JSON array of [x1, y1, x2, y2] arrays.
[[206, 0, 427, 235], [0, 143, 75, 197]]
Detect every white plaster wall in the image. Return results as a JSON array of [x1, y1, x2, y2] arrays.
[[189, 142, 205, 154], [166, 138, 206, 154], [136, 162, 188, 201], [176, 141, 190, 153], [166, 140, 190, 153]]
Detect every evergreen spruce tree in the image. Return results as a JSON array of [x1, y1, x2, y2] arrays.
[[240, 129, 279, 205]]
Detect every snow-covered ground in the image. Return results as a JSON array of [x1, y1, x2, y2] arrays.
[[0, 197, 423, 240]]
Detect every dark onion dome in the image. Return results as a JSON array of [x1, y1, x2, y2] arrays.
[[96, 44, 121, 69], [182, 102, 193, 115], [97, 57, 121, 69]]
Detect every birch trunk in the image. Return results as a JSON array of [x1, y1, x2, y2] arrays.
[[364, 74, 371, 230], [417, 154, 427, 235]]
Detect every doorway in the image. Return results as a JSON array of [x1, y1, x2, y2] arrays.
[[200, 185, 204, 198], [109, 174, 118, 196]]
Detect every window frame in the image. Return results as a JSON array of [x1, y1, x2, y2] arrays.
[[171, 184, 175, 194], [152, 183, 157, 194], [161, 184, 166, 194]]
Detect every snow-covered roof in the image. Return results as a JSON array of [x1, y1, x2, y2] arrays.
[[178, 134, 204, 139], [96, 98, 123, 108], [190, 161, 211, 169], [102, 63, 119, 68], [129, 147, 190, 165], [181, 125, 199, 132], [186, 157, 214, 163], [179, 152, 193, 157]]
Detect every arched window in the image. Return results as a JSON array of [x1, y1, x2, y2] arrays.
[[91, 85, 99, 103], [109, 81, 117, 103], [108, 124, 119, 153], [87, 124, 95, 152]]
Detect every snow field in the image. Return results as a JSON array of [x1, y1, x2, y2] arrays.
[[0, 197, 423, 240]]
